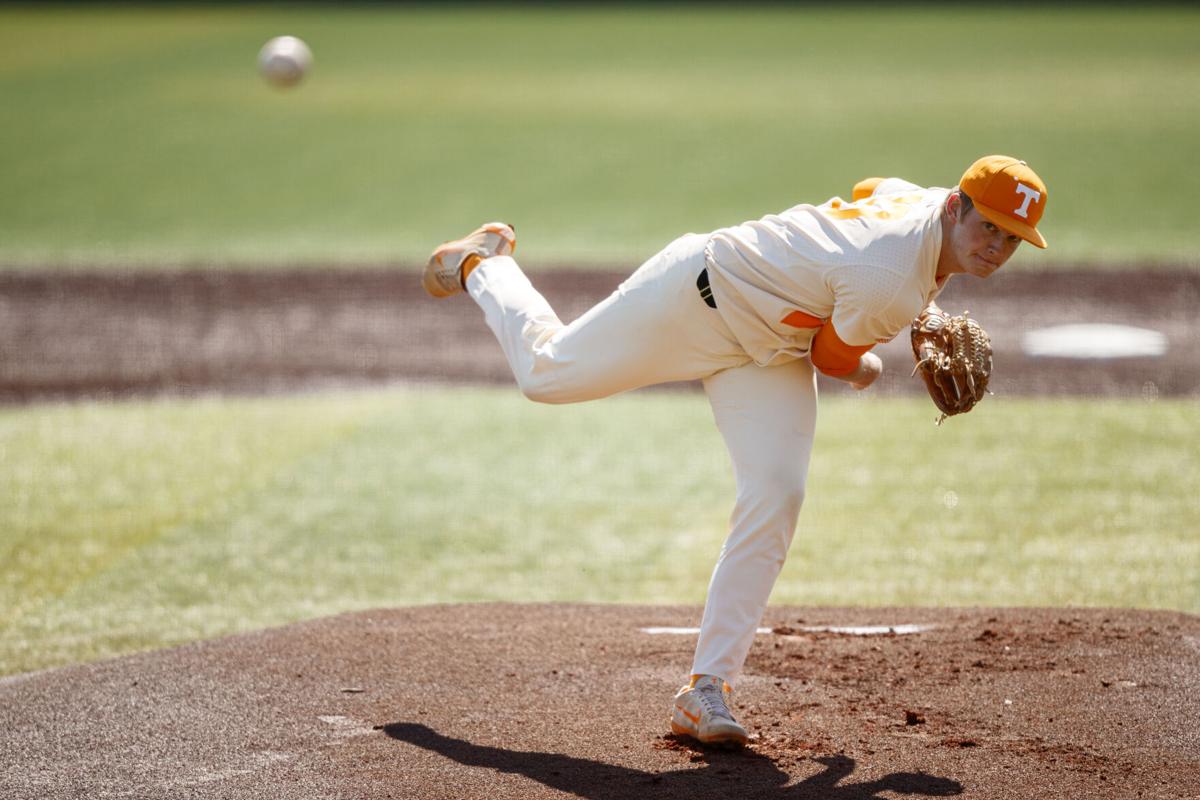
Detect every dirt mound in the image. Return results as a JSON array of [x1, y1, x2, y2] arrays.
[[2, 604, 1196, 799]]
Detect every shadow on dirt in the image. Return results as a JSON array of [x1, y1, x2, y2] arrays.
[[380, 721, 963, 799]]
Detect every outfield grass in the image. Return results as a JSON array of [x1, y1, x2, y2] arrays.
[[2, 387, 1196, 675], [1, 5, 1198, 268]]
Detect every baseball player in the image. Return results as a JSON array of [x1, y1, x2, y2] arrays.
[[423, 155, 1048, 746]]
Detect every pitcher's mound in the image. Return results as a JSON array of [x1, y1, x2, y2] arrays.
[[2, 604, 1197, 799]]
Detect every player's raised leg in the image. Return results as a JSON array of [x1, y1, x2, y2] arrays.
[[691, 358, 818, 687], [463, 232, 749, 403]]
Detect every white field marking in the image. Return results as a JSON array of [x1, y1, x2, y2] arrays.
[[640, 626, 773, 635], [640, 624, 933, 636], [179, 751, 297, 787], [800, 624, 934, 636], [318, 714, 377, 739], [1021, 324, 1167, 359]]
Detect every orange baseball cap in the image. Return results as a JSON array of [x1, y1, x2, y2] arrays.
[[959, 155, 1048, 248]]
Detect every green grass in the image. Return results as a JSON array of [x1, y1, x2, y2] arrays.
[[2, 387, 1196, 675], [1, 5, 1198, 268]]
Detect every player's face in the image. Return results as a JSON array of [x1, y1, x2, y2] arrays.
[[951, 206, 1022, 278]]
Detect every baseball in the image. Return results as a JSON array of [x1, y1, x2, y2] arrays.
[[257, 35, 312, 88]]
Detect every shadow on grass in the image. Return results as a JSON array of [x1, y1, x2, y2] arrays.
[[380, 721, 963, 799]]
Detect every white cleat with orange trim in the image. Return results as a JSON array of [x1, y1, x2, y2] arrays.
[[670, 674, 749, 747], [423, 221, 517, 298]]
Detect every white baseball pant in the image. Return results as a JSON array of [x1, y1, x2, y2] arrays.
[[466, 233, 818, 686]]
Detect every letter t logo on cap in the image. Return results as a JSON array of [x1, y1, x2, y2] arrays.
[[1013, 183, 1041, 219]]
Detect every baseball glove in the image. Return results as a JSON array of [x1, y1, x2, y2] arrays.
[[910, 304, 993, 425]]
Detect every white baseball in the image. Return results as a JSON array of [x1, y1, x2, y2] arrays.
[[258, 36, 312, 88], [850, 351, 883, 391]]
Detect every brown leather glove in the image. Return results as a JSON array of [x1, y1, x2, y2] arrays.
[[910, 304, 993, 425]]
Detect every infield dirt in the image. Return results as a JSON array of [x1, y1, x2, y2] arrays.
[[1, 267, 1198, 402], [2, 604, 1197, 799]]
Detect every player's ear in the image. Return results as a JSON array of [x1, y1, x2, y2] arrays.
[[945, 191, 970, 224], [942, 192, 958, 227], [945, 191, 961, 219]]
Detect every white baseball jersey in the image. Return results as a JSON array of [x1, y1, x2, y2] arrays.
[[704, 179, 952, 367]]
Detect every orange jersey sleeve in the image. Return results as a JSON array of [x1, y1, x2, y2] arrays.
[[810, 321, 875, 377]]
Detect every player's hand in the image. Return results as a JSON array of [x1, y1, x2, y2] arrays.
[[849, 352, 883, 391]]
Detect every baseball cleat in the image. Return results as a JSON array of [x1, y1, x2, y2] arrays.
[[670, 674, 749, 747], [423, 221, 516, 298]]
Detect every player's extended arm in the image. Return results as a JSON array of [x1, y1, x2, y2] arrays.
[[810, 322, 882, 391]]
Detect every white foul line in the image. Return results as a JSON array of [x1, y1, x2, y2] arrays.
[[640, 624, 933, 636]]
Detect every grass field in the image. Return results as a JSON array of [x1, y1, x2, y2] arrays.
[[2, 386, 1196, 676], [2, 4, 1199, 268]]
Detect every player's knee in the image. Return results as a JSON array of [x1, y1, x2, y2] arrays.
[[518, 375, 571, 405], [521, 385, 567, 404], [517, 366, 606, 404]]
